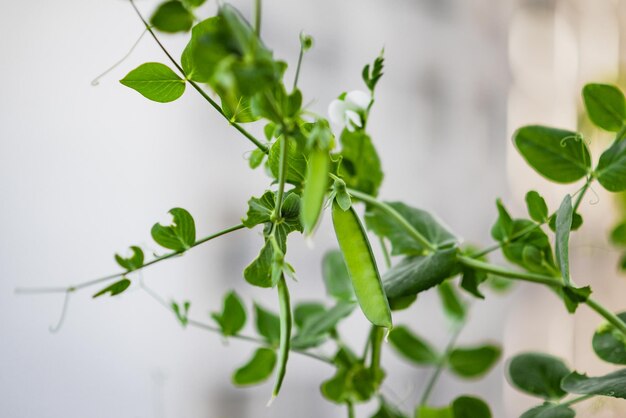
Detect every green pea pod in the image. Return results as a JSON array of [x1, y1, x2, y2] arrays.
[[301, 148, 330, 235], [269, 275, 292, 404], [332, 202, 392, 329]]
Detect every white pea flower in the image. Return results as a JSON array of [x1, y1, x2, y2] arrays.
[[328, 90, 372, 132]]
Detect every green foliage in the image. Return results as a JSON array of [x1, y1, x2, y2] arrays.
[[507, 353, 570, 400], [582, 83, 626, 132], [120, 62, 186, 103], [451, 396, 492, 418], [211, 291, 246, 336], [382, 248, 459, 299], [362, 51, 384, 93], [172, 300, 191, 327], [232, 348, 277, 386], [592, 312, 626, 364], [520, 403, 575, 418], [554, 195, 573, 285], [596, 137, 626, 192], [611, 222, 626, 247], [321, 347, 383, 404], [322, 250, 355, 301], [388, 326, 439, 366], [561, 369, 626, 399], [366, 202, 456, 256], [291, 302, 355, 349], [513, 126, 591, 183], [448, 345, 501, 378], [437, 281, 466, 323], [338, 130, 383, 196], [254, 303, 281, 347], [115, 246, 144, 271], [93, 278, 131, 298], [525, 191, 549, 223], [151, 208, 196, 251], [150, 1, 194, 33]]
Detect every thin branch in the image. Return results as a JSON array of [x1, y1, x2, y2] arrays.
[[127, 0, 268, 154]]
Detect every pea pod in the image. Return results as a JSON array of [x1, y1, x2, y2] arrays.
[[269, 275, 292, 404], [332, 201, 392, 329], [301, 148, 330, 235]]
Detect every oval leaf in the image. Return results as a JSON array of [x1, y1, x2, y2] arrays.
[[593, 312, 626, 365], [451, 396, 492, 418], [232, 348, 277, 386], [93, 278, 131, 298], [507, 353, 570, 400], [120, 62, 185, 103], [526, 191, 549, 223], [520, 403, 575, 418], [150, 1, 194, 33], [513, 126, 591, 183], [211, 291, 246, 336], [582, 83, 626, 132], [449, 344, 501, 378], [388, 325, 439, 366], [596, 138, 626, 192]]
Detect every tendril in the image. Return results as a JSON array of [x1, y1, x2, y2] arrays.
[[91, 28, 148, 86], [588, 185, 600, 205], [560, 133, 584, 147], [49, 291, 72, 333]]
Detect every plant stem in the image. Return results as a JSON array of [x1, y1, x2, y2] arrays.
[[560, 393, 595, 407], [347, 189, 436, 252], [140, 284, 334, 365], [293, 40, 305, 90], [458, 256, 626, 336], [128, 0, 268, 154], [369, 326, 384, 377], [273, 135, 289, 219], [15, 224, 246, 294], [254, 0, 261, 37], [418, 322, 463, 407], [347, 401, 355, 418]]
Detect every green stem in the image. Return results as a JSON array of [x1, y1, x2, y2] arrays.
[[15, 224, 246, 294], [293, 41, 305, 90], [347, 401, 355, 418], [560, 393, 595, 407], [273, 135, 289, 220], [418, 322, 463, 407], [379, 237, 392, 269], [254, 0, 261, 37], [347, 189, 436, 252], [128, 0, 268, 154], [139, 284, 333, 365], [369, 326, 384, 377], [458, 256, 626, 336]]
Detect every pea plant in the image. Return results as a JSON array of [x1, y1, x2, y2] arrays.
[[18, 1, 626, 417]]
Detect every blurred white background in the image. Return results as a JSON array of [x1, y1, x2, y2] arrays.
[[1, 0, 626, 417]]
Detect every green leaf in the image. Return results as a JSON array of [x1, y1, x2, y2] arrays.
[[490, 199, 514, 242], [338, 130, 383, 196], [449, 345, 501, 378], [554, 195, 573, 285], [416, 406, 453, 418], [181, 17, 230, 83], [92, 278, 131, 298], [382, 248, 459, 299], [254, 303, 281, 346], [388, 325, 439, 366], [293, 302, 326, 329], [322, 250, 355, 301], [242, 191, 275, 228], [211, 291, 246, 336], [232, 348, 277, 386], [362, 50, 385, 93], [222, 96, 260, 123], [291, 302, 355, 349], [268, 138, 308, 185], [171, 300, 191, 327], [114, 246, 144, 271], [437, 281, 466, 323], [596, 138, 626, 192], [526, 191, 549, 223], [451, 396, 492, 418], [507, 353, 570, 400], [365, 202, 457, 256], [520, 403, 575, 418], [611, 221, 626, 247], [248, 148, 266, 169], [560, 285, 591, 314], [151, 208, 196, 251], [513, 125, 591, 183], [321, 351, 382, 404], [120, 62, 186, 103], [181, 0, 206, 7], [582, 83, 626, 132], [388, 294, 417, 311], [150, 1, 194, 33], [561, 368, 626, 399], [592, 312, 626, 365]]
